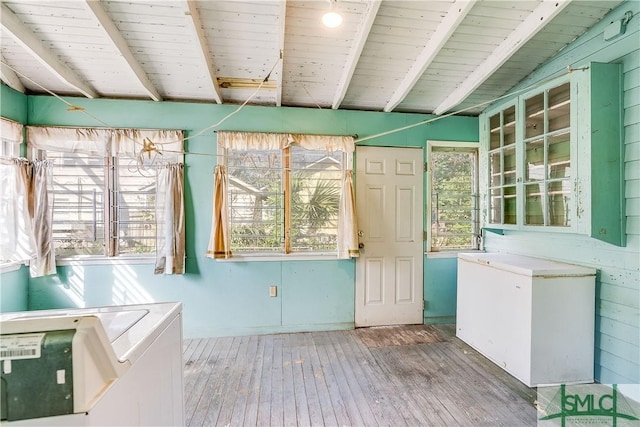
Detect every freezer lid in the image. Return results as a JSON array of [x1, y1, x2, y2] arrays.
[[457, 252, 596, 277]]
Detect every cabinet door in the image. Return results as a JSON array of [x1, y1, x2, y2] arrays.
[[522, 82, 573, 228], [487, 104, 517, 225]]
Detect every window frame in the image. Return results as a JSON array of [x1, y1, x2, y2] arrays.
[[29, 148, 159, 263], [220, 142, 349, 259], [481, 74, 579, 233], [426, 140, 480, 254]]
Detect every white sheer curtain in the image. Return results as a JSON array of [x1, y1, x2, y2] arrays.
[[206, 165, 231, 259], [29, 159, 56, 277], [0, 159, 35, 264], [337, 170, 359, 259], [155, 163, 185, 274]]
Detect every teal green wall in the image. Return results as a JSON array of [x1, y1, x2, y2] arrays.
[[483, 1, 639, 386], [0, 83, 28, 123], [423, 257, 458, 324], [19, 95, 477, 338], [0, 266, 28, 312]]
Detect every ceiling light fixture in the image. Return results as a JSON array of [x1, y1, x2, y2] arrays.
[[322, 0, 343, 28]]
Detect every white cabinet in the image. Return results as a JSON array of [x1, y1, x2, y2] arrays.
[[456, 252, 596, 387]]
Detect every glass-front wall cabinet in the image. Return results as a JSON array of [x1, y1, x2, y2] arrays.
[[487, 79, 574, 230], [480, 62, 624, 246]]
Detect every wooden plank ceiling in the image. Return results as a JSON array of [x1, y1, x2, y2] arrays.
[[0, 0, 623, 115]]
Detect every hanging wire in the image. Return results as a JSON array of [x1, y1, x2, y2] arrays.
[[0, 57, 586, 157]]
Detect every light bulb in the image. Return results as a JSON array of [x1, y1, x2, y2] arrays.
[[322, 11, 342, 28]]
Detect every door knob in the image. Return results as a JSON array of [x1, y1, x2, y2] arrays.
[[359, 243, 365, 249], [358, 230, 364, 237]]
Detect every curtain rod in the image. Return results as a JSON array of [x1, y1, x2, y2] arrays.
[[214, 130, 358, 139]]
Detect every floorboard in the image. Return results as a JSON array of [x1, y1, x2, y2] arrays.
[[183, 325, 538, 426]]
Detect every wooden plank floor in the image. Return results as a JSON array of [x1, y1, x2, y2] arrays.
[[183, 325, 538, 426]]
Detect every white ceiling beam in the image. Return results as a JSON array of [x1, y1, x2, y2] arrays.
[[184, 0, 223, 104], [84, 0, 162, 102], [275, 0, 286, 107], [383, 0, 476, 112], [0, 4, 98, 98], [0, 56, 25, 93], [332, 0, 381, 110], [433, 0, 572, 115]]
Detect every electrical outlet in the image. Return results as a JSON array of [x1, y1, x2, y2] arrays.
[[269, 285, 277, 297]]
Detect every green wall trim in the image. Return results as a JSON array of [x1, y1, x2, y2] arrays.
[[424, 316, 456, 325]]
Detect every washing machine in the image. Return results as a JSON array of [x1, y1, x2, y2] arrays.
[[0, 302, 184, 426]]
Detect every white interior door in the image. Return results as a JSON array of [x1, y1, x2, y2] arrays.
[[355, 146, 424, 327]]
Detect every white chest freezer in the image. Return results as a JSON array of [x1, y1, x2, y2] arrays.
[[0, 302, 184, 426], [456, 252, 596, 387]]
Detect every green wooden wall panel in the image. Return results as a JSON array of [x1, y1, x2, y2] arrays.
[[590, 62, 625, 246], [596, 316, 640, 347], [596, 350, 640, 383]]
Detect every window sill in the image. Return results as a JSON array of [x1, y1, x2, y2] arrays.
[[0, 262, 25, 274], [215, 253, 341, 262], [56, 255, 155, 266], [425, 250, 484, 259]]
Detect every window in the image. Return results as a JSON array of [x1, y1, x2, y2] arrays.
[[43, 151, 157, 257], [225, 145, 345, 254], [427, 141, 479, 252], [28, 126, 184, 259]]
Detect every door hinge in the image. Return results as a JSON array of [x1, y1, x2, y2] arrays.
[[423, 231, 428, 241], [424, 162, 428, 173], [422, 300, 426, 310]]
